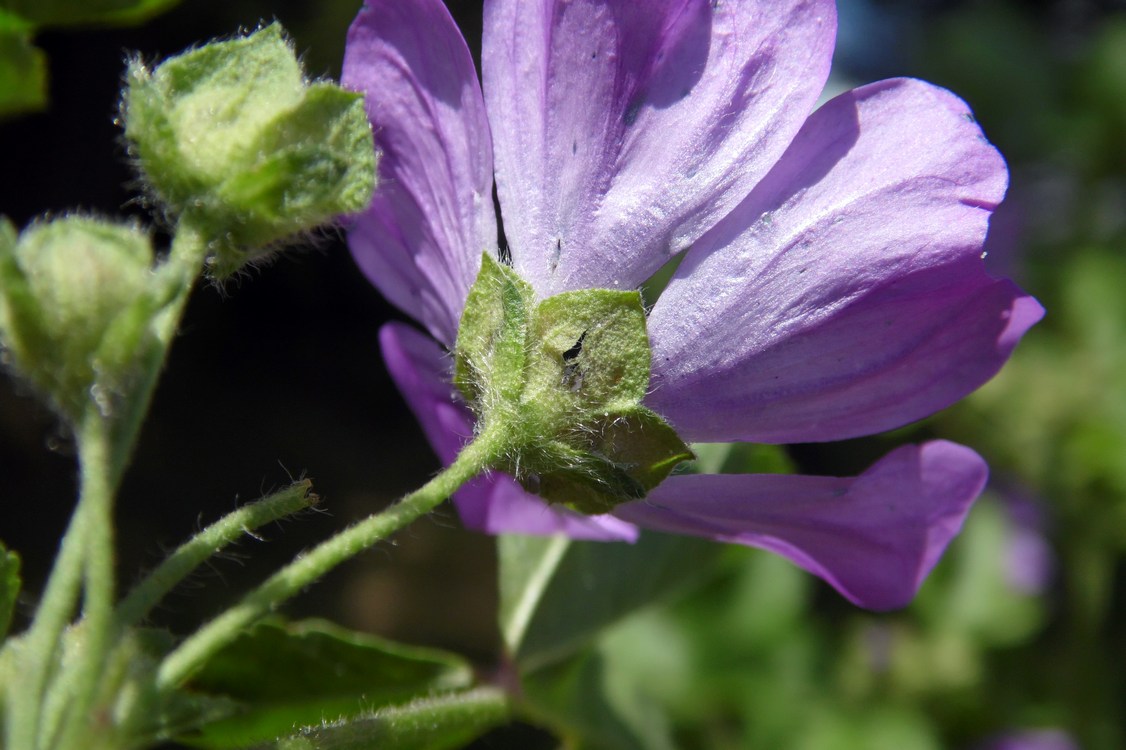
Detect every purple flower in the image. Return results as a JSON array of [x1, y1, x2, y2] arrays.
[[976, 729, 1080, 750], [342, 0, 1043, 609], [999, 491, 1056, 596]]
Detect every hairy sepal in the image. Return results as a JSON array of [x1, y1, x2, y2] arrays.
[[121, 24, 375, 277], [454, 253, 692, 514]]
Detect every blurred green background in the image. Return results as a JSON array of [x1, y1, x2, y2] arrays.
[[1, 0, 1124, 748]]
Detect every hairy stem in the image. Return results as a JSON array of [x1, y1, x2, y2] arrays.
[[6, 222, 209, 750], [115, 480, 319, 628], [156, 429, 505, 691], [277, 686, 511, 749], [105, 223, 208, 485], [7, 487, 90, 750], [44, 415, 116, 750]]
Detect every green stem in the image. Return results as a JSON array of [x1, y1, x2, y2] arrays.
[[44, 415, 117, 750], [114, 480, 318, 629], [6, 223, 210, 750], [156, 429, 505, 691], [105, 223, 208, 485], [277, 687, 511, 750], [7, 489, 91, 750]]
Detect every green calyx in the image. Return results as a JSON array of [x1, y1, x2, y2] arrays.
[[455, 253, 693, 515], [121, 23, 376, 277], [0, 216, 167, 421]]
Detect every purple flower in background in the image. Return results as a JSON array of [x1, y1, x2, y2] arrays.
[[1000, 492, 1056, 595], [342, 0, 1042, 609], [976, 729, 1080, 750]]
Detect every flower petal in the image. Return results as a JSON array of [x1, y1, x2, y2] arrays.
[[483, 0, 835, 296], [380, 322, 639, 542], [344, 0, 497, 346], [613, 441, 987, 609], [648, 78, 1043, 443]]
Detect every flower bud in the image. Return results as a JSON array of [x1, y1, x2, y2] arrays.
[[121, 23, 376, 277], [0, 216, 159, 420]]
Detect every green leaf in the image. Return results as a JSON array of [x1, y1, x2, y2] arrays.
[[176, 619, 475, 749], [0, 0, 182, 28], [499, 531, 722, 671], [0, 30, 46, 116], [271, 687, 509, 750], [0, 542, 20, 639], [521, 648, 675, 750]]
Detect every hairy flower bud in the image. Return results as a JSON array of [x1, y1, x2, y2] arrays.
[[0, 216, 160, 420], [121, 23, 376, 277]]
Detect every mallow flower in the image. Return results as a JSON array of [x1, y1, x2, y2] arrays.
[[342, 0, 1043, 609]]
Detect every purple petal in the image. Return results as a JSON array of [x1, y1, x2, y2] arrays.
[[380, 323, 639, 542], [344, 0, 497, 346], [378, 321, 462, 465], [482, 0, 836, 297], [457, 470, 641, 542], [648, 78, 1043, 443], [613, 441, 987, 610]]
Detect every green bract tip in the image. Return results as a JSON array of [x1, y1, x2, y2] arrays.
[[121, 23, 376, 278]]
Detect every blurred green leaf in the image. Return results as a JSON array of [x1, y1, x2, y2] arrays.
[[499, 534, 570, 659], [522, 648, 675, 750], [0, 0, 182, 116], [0, 30, 46, 116], [597, 608, 693, 712], [690, 442, 794, 475], [530, 551, 819, 750], [0, 542, 20, 639], [712, 547, 810, 647], [955, 249, 1126, 546], [271, 687, 509, 750], [920, 3, 1062, 160], [0, 0, 181, 28], [176, 619, 475, 749], [660, 550, 822, 747], [0, 8, 33, 32], [499, 531, 721, 671], [792, 706, 940, 750], [916, 497, 1045, 646], [498, 445, 789, 672], [1075, 19, 1126, 177]]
